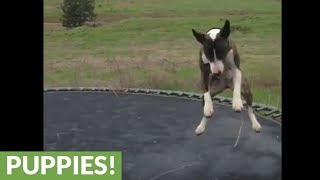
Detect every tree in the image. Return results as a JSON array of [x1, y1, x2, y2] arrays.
[[61, 0, 96, 29]]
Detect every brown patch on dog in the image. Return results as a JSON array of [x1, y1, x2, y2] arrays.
[[198, 48, 211, 92], [241, 76, 253, 106], [228, 39, 241, 69]]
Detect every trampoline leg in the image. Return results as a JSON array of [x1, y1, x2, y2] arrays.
[[195, 116, 210, 136]]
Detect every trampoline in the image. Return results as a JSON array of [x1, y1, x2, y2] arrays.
[[44, 87, 282, 180]]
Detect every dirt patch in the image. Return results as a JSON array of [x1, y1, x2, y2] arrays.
[[231, 25, 251, 33], [44, 14, 128, 28], [44, 23, 65, 32], [226, 10, 252, 16], [95, 15, 129, 24]]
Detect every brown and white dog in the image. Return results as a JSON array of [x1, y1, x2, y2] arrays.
[[191, 20, 262, 136]]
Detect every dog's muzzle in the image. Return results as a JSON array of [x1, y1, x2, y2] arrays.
[[210, 61, 224, 76]]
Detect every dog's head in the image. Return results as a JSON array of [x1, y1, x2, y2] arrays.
[[192, 20, 231, 75]]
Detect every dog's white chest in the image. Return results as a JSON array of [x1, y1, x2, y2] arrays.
[[224, 69, 234, 80]]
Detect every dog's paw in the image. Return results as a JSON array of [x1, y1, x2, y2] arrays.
[[203, 102, 214, 117], [252, 122, 262, 132], [195, 125, 205, 136], [232, 98, 243, 112]]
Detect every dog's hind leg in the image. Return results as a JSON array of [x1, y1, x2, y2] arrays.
[[241, 76, 262, 132], [196, 76, 227, 136]]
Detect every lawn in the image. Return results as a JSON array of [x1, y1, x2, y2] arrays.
[[44, 0, 281, 108]]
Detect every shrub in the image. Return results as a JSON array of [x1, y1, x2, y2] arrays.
[[61, 0, 96, 28]]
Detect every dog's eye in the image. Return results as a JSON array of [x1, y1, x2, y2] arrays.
[[214, 42, 228, 59], [203, 47, 215, 60], [215, 49, 227, 60]]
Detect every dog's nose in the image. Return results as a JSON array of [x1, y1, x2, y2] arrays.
[[213, 70, 221, 76]]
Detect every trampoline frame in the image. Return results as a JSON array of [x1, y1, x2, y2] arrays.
[[44, 87, 282, 125]]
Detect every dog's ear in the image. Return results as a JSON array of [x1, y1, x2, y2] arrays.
[[192, 29, 206, 44], [220, 20, 230, 39]]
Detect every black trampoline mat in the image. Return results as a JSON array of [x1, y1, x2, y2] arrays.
[[44, 91, 282, 180]]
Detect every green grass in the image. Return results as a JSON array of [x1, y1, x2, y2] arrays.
[[44, 0, 281, 108]]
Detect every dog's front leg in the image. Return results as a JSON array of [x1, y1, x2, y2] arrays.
[[232, 68, 243, 112], [195, 73, 213, 136], [196, 75, 227, 136], [203, 73, 214, 117]]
